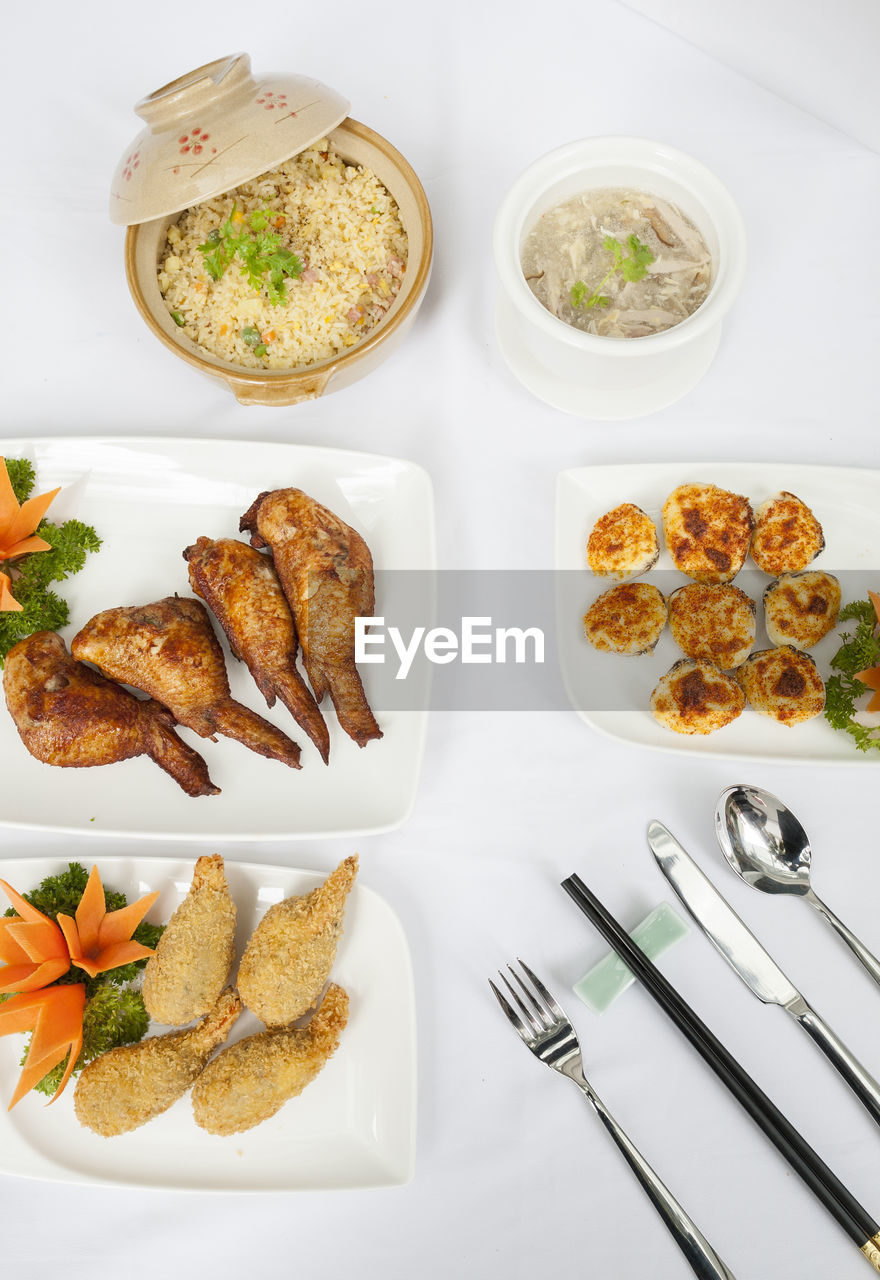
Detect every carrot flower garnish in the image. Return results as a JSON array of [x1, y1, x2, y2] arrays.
[[0, 455, 60, 612], [0, 456, 59, 563], [0, 984, 86, 1108], [0, 867, 159, 1108], [0, 879, 70, 994], [56, 865, 159, 978]]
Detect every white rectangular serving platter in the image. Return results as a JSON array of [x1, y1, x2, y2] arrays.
[[0, 855, 416, 1191], [0, 437, 435, 838], [556, 462, 880, 765]]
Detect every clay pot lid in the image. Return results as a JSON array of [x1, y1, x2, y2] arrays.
[[110, 53, 350, 226]]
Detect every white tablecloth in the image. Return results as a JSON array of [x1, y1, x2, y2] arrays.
[[3, 3, 880, 1277]]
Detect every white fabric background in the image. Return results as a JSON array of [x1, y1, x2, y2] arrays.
[[2, 2, 880, 1277]]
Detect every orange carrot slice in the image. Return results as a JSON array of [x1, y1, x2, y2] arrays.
[[0, 984, 86, 1107], [855, 665, 880, 713], [0, 879, 70, 993], [0, 571, 23, 611]]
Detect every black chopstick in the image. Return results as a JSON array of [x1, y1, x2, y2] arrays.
[[561, 873, 880, 1273]]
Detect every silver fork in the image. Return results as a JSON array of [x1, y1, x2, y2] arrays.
[[491, 960, 738, 1280]]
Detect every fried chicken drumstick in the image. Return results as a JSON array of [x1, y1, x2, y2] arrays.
[[184, 537, 330, 763], [239, 489, 382, 748], [142, 854, 237, 1027], [2, 631, 218, 797], [71, 595, 302, 768], [237, 855, 358, 1028], [191, 983, 349, 1136], [74, 988, 242, 1136]]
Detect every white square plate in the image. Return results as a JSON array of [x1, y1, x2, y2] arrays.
[[0, 855, 416, 1191], [0, 437, 434, 838], [556, 462, 880, 764]]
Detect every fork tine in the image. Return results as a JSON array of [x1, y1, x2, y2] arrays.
[[497, 968, 544, 1037], [517, 958, 567, 1020], [506, 963, 554, 1033], [488, 978, 532, 1044]]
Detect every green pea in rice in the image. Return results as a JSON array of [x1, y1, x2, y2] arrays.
[[158, 140, 408, 370]]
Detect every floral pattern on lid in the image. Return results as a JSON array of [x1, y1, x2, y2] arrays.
[[109, 53, 350, 226]]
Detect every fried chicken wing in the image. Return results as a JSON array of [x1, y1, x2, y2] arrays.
[[239, 489, 382, 747], [2, 631, 218, 797], [237, 855, 358, 1028], [74, 987, 242, 1136], [184, 537, 330, 763], [191, 983, 349, 1135], [71, 596, 302, 768], [142, 855, 237, 1026]]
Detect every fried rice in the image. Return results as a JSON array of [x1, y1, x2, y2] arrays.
[[157, 140, 408, 370]]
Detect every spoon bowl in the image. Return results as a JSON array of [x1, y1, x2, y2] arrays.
[[715, 784, 813, 896], [715, 783, 880, 988]]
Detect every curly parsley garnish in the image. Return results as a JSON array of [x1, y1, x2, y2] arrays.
[[824, 598, 880, 752], [571, 233, 656, 310], [198, 206, 304, 305]]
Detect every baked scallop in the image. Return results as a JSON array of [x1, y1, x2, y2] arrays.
[[583, 583, 667, 655], [763, 571, 841, 650], [667, 582, 756, 669], [587, 503, 660, 580], [750, 491, 824, 575], [736, 646, 826, 725], [650, 658, 746, 735], [662, 483, 754, 583]]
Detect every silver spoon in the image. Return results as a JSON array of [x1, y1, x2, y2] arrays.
[[715, 784, 880, 988]]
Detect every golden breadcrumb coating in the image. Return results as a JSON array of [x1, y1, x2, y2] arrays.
[[142, 854, 237, 1026], [586, 503, 659, 580], [650, 658, 745, 735], [662, 484, 754, 583], [237, 855, 358, 1028], [667, 582, 756, 669], [736, 646, 826, 724], [750, 491, 824, 575], [763, 571, 840, 650], [583, 583, 667, 655], [74, 988, 242, 1136], [191, 983, 349, 1135]]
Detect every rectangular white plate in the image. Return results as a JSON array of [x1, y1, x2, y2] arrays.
[[556, 462, 880, 764], [0, 855, 416, 1191], [0, 437, 434, 838]]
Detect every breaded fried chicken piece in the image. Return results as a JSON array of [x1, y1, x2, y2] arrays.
[[142, 855, 237, 1026], [3, 630, 218, 797], [74, 988, 242, 1136], [237, 855, 357, 1028], [192, 983, 349, 1136], [184, 537, 330, 763]]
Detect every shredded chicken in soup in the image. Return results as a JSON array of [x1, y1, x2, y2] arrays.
[[521, 188, 712, 339]]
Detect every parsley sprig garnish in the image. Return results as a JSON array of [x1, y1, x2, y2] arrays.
[[570, 234, 656, 310], [198, 206, 304, 306], [824, 598, 880, 752]]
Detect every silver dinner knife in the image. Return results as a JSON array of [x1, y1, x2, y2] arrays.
[[648, 820, 880, 1129]]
